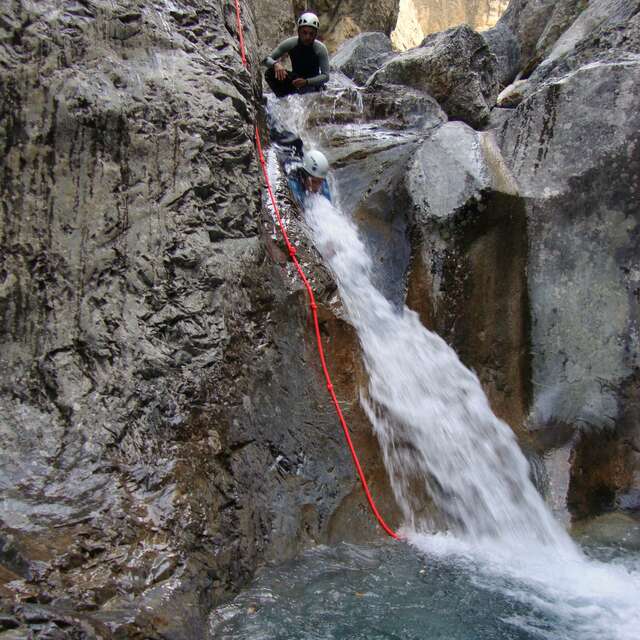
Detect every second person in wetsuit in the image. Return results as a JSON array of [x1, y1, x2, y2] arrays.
[[263, 12, 330, 97]]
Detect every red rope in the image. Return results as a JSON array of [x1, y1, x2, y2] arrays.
[[234, 0, 399, 540], [254, 130, 399, 540]]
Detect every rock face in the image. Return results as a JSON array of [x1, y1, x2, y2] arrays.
[[0, 1, 399, 636], [392, 0, 510, 50], [495, 0, 595, 76], [481, 21, 522, 85], [530, 0, 640, 81], [368, 25, 500, 128], [496, 0, 640, 459], [249, 0, 296, 62], [485, 0, 640, 111], [498, 56, 640, 508]]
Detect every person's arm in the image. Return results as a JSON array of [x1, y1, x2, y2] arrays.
[[304, 41, 330, 86], [262, 37, 298, 67]]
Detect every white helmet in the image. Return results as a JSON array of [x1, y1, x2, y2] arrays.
[[297, 12, 319, 30], [303, 149, 329, 178]]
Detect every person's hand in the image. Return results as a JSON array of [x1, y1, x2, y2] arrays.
[[292, 77, 307, 88], [274, 62, 287, 81]]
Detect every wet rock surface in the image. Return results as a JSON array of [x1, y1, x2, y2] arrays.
[[401, 123, 531, 431], [572, 511, 640, 550], [0, 1, 399, 637]]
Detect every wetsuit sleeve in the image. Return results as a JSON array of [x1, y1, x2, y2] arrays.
[[305, 41, 330, 86], [263, 37, 299, 67]]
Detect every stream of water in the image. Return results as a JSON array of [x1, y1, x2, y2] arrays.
[[210, 94, 640, 639]]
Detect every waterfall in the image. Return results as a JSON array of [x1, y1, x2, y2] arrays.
[[266, 92, 573, 549], [303, 195, 574, 550]]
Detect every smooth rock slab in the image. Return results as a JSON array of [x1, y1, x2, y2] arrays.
[[401, 122, 530, 429], [405, 121, 518, 223], [499, 59, 640, 432]]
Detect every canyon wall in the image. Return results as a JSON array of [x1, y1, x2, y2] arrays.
[[0, 1, 398, 637]]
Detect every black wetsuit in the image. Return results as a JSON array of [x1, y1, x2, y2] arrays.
[[263, 37, 330, 97]]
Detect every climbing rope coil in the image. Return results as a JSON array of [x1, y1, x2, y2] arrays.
[[233, 0, 399, 540]]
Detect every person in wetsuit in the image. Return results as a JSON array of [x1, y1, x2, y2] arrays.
[[270, 124, 331, 204], [263, 12, 330, 97]]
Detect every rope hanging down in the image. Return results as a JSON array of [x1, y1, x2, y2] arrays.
[[233, 0, 399, 540]]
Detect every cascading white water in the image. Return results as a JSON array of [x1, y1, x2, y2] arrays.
[[303, 195, 573, 548], [268, 93, 572, 547]]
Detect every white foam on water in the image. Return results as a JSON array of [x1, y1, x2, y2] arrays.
[[409, 531, 640, 640]]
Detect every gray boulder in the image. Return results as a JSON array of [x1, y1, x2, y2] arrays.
[[368, 25, 500, 128], [404, 122, 515, 222], [531, 0, 640, 82], [481, 21, 522, 86], [498, 57, 640, 509], [331, 32, 394, 85], [363, 84, 448, 131], [400, 122, 530, 430]]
